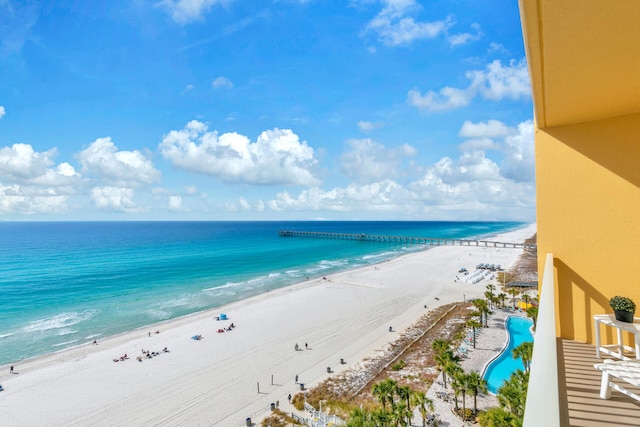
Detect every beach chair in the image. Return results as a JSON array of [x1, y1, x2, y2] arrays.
[[594, 359, 640, 401]]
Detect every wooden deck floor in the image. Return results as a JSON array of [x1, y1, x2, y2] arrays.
[[559, 339, 640, 426]]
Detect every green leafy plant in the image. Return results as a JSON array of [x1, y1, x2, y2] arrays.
[[609, 296, 636, 312], [391, 360, 406, 371]]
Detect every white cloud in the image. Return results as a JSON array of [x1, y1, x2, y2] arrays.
[[238, 197, 250, 210], [157, 0, 230, 24], [0, 143, 81, 186], [357, 120, 383, 132], [268, 180, 413, 213], [0, 143, 82, 215], [408, 59, 530, 112], [0, 143, 56, 180], [168, 195, 184, 211], [407, 85, 475, 112], [340, 138, 416, 183], [184, 185, 197, 195], [459, 119, 512, 138], [159, 120, 321, 186], [181, 84, 195, 94], [224, 196, 266, 213], [501, 120, 535, 182], [264, 119, 535, 220], [458, 137, 501, 153], [212, 76, 233, 89], [364, 0, 454, 46], [0, 106, 5, 119], [471, 59, 531, 101], [457, 119, 534, 182], [0, 184, 70, 214], [77, 137, 160, 187], [91, 186, 141, 213], [488, 42, 508, 54], [447, 23, 482, 46], [406, 146, 535, 218]]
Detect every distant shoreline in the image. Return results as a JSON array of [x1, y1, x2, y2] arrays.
[[0, 221, 530, 366], [0, 223, 536, 426]]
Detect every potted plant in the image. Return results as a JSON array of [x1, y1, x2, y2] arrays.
[[609, 296, 636, 323]]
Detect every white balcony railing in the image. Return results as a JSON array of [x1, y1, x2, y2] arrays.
[[523, 253, 560, 427]]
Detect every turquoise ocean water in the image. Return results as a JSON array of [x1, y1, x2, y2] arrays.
[[0, 221, 524, 365]]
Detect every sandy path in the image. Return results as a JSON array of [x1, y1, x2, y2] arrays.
[[0, 224, 535, 426]]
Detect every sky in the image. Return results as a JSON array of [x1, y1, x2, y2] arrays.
[[0, 0, 535, 221]]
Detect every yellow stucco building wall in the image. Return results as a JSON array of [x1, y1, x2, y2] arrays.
[[536, 113, 640, 343], [520, 0, 640, 344]]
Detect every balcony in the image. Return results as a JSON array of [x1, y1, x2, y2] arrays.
[[524, 254, 640, 427], [558, 338, 640, 426]]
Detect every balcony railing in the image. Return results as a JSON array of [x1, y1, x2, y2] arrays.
[[523, 253, 559, 426]]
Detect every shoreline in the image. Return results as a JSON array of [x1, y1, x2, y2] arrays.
[[0, 223, 536, 426], [0, 222, 529, 367]]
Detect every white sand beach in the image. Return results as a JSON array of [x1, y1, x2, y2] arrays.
[[0, 224, 536, 427]]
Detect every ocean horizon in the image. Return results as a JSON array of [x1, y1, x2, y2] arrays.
[[0, 221, 527, 365]]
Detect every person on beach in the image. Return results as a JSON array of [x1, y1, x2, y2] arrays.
[[305, 342, 308, 349], [93, 339, 97, 345], [295, 374, 298, 383], [10, 365, 13, 374], [294, 343, 299, 351]]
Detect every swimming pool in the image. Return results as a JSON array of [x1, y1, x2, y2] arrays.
[[483, 316, 534, 393]]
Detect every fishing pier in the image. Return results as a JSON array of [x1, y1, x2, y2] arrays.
[[278, 230, 535, 250]]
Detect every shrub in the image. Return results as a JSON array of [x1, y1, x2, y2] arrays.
[[391, 360, 406, 371], [609, 296, 636, 312], [291, 393, 305, 411]]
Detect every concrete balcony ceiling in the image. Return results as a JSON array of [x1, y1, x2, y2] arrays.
[[519, 0, 640, 128]]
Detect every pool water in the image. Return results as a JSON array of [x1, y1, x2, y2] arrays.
[[483, 316, 534, 393]]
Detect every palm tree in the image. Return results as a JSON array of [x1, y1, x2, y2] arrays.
[[485, 284, 496, 308], [346, 407, 376, 427], [456, 371, 470, 421], [371, 407, 391, 427], [411, 391, 434, 427], [484, 290, 496, 309], [498, 293, 507, 308], [372, 382, 387, 412], [466, 318, 482, 348], [372, 378, 397, 412], [473, 299, 491, 327], [432, 338, 451, 355], [465, 371, 488, 415], [449, 366, 464, 413], [507, 288, 519, 309], [396, 385, 413, 426], [437, 350, 461, 389], [478, 406, 518, 427], [526, 306, 538, 329], [497, 369, 529, 418], [492, 294, 500, 310], [387, 398, 405, 427], [512, 342, 533, 373], [497, 381, 523, 419]]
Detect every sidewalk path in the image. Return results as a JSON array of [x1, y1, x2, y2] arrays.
[[419, 308, 527, 426]]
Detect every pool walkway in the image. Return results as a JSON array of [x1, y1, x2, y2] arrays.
[[422, 309, 528, 426]]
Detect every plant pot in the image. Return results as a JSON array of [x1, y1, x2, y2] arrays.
[[614, 310, 635, 323]]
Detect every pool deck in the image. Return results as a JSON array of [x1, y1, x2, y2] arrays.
[[423, 308, 528, 425]]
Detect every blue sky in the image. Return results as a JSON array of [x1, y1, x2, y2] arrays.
[[0, 0, 534, 221]]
